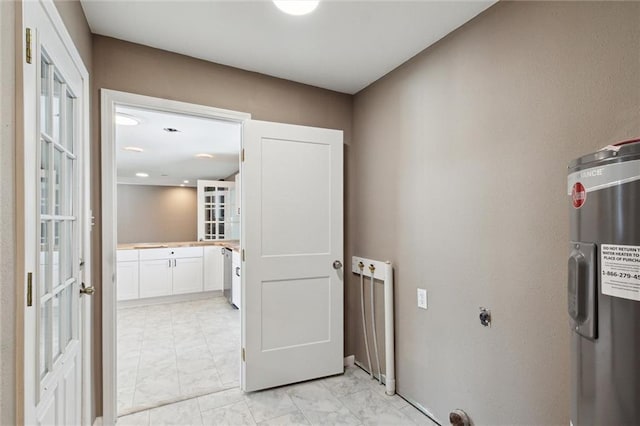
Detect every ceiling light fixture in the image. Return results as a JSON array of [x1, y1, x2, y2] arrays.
[[180, 184, 185, 187], [135, 172, 149, 177], [273, 0, 319, 16], [123, 146, 144, 153], [115, 113, 139, 126], [183, 180, 189, 184], [195, 153, 214, 159]]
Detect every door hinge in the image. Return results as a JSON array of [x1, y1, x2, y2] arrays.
[[27, 272, 33, 306], [25, 28, 32, 64], [242, 348, 246, 362], [241, 149, 245, 162], [242, 249, 245, 262]]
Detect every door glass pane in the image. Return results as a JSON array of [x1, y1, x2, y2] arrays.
[[52, 75, 63, 143], [52, 292, 61, 361], [40, 300, 50, 379], [65, 91, 74, 153], [40, 221, 50, 296], [62, 221, 73, 282], [65, 157, 73, 216], [53, 148, 62, 215], [53, 221, 61, 288], [40, 140, 50, 215], [40, 59, 51, 135]]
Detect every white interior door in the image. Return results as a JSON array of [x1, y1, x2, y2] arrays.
[[242, 120, 344, 392], [22, 1, 90, 424]]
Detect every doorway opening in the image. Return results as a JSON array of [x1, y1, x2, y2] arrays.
[[101, 90, 250, 424]]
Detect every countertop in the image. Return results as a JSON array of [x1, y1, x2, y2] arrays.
[[117, 240, 240, 252]]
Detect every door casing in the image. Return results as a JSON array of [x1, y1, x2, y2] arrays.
[[100, 89, 250, 425]]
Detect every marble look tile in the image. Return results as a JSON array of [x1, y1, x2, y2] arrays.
[[136, 359, 177, 381], [301, 406, 361, 426], [177, 349, 217, 374], [286, 382, 344, 414], [179, 367, 223, 396], [200, 400, 256, 426], [388, 395, 410, 410], [148, 398, 203, 426], [214, 350, 240, 386], [341, 389, 415, 426], [245, 388, 299, 423], [320, 368, 371, 398], [399, 406, 438, 426], [132, 372, 181, 408], [117, 386, 135, 414], [198, 387, 245, 413], [117, 410, 150, 426], [257, 410, 309, 426]]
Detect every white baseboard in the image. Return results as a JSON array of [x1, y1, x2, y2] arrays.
[[92, 416, 102, 426], [343, 355, 355, 367]]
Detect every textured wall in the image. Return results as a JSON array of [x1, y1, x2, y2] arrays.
[[117, 185, 197, 244], [350, 2, 640, 424], [91, 35, 353, 415]]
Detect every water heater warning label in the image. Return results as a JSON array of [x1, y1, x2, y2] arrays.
[[601, 244, 640, 302]]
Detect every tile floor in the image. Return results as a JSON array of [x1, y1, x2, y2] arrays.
[[118, 366, 438, 426], [117, 297, 240, 415], [117, 297, 438, 426]]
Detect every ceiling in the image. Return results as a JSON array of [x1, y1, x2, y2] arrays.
[[116, 106, 241, 187], [80, 0, 495, 94]]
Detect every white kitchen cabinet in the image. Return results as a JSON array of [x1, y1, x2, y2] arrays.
[[232, 250, 241, 309], [117, 249, 140, 301], [173, 257, 204, 295], [138, 247, 205, 298], [204, 246, 225, 291], [139, 258, 172, 298]]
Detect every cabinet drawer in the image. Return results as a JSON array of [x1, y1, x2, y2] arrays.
[[117, 249, 139, 262], [171, 246, 204, 259], [139, 248, 172, 260]]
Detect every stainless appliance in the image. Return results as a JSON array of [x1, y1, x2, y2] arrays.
[[223, 247, 232, 304], [568, 139, 640, 425]]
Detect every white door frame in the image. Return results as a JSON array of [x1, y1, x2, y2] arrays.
[[100, 89, 250, 425], [17, 0, 92, 424]]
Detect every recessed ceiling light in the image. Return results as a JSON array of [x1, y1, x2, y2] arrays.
[[180, 184, 185, 187], [163, 127, 180, 133], [183, 180, 189, 184], [115, 113, 139, 126], [135, 172, 149, 177], [273, 0, 319, 16], [123, 146, 144, 153], [195, 153, 214, 159]]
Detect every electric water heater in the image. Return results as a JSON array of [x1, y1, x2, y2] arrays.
[[568, 139, 640, 425]]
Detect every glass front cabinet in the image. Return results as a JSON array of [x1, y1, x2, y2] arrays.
[[197, 179, 238, 241]]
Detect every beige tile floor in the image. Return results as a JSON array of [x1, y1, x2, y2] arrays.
[[117, 297, 438, 426], [117, 297, 240, 415]]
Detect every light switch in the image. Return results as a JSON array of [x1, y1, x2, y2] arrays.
[[417, 288, 427, 310]]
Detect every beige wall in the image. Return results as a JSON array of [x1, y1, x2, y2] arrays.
[[117, 185, 197, 244], [91, 35, 353, 415], [350, 2, 640, 424]]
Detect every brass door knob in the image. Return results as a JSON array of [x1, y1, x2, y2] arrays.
[[80, 283, 95, 296]]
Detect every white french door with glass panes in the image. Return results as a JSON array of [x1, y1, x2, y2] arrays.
[[22, 1, 90, 425]]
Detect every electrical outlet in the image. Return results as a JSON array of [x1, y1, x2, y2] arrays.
[[417, 288, 427, 309]]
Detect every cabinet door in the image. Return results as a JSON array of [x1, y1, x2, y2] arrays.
[[173, 257, 204, 295], [204, 246, 224, 291], [116, 261, 139, 301], [139, 259, 172, 298]]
